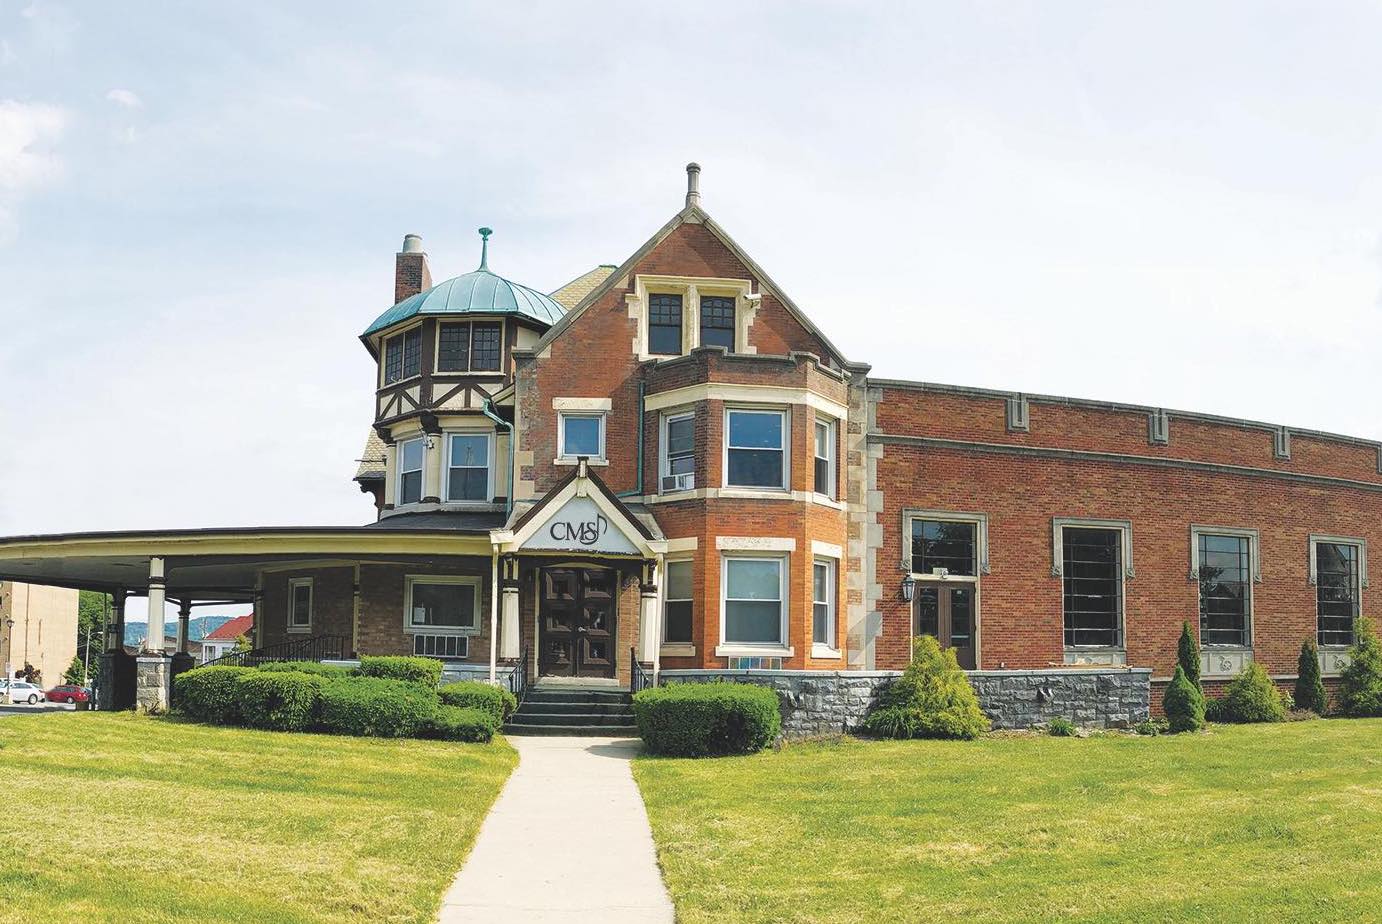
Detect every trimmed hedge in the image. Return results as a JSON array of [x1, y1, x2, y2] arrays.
[[317, 676, 438, 738], [356, 655, 444, 688], [235, 671, 324, 732], [173, 665, 256, 724], [420, 705, 496, 743], [438, 680, 517, 724], [1217, 662, 1286, 723], [257, 661, 354, 679], [633, 682, 781, 757]]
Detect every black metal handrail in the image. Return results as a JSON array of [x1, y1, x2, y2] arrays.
[[203, 633, 350, 668], [631, 647, 654, 694], [507, 644, 530, 703]]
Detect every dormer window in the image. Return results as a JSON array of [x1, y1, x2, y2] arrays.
[[632, 276, 755, 360], [437, 321, 503, 373], [648, 295, 683, 355], [397, 437, 424, 505], [383, 328, 422, 385], [699, 296, 735, 350]]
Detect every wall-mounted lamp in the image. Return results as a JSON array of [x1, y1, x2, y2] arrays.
[[900, 574, 916, 602]]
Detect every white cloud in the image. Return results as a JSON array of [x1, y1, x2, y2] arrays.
[[105, 88, 141, 108], [0, 99, 65, 243]]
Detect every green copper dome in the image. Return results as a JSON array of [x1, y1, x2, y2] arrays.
[[363, 228, 566, 337]]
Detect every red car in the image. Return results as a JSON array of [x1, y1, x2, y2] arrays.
[[45, 685, 90, 704]]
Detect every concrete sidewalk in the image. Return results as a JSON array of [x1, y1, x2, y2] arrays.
[[437, 735, 675, 923]]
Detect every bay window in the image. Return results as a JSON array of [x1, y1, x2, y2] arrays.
[[813, 417, 836, 498], [397, 437, 424, 505], [437, 321, 502, 373], [660, 412, 695, 493], [664, 559, 693, 645], [446, 432, 491, 502], [382, 327, 422, 385], [722, 555, 786, 646], [725, 408, 787, 490], [813, 558, 836, 651]]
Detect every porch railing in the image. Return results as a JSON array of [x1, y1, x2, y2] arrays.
[[631, 647, 654, 695], [203, 634, 350, 669], [507, 644, 530, 703]]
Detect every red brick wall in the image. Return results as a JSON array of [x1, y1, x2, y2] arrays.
[[261, 566, 353, 650]]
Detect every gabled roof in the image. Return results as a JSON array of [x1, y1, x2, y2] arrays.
[[204, 613, 254, 641], [495, 459, 665, 557], [550, 265, 617, 309]]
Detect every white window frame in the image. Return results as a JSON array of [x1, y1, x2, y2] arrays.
[[558, 411, 607, 461], [717, 553, 791, 656], [403, 575, 482, 636], [287, 577, 313, 634], [396, 436, 425, 506], [1052, 518, 1133, 655], [813, 416, 836, 500], [443, 430, 494, 503], [1190, 525, 1259, 650], [723, 406, 790, 491], [812, 557, 838, 657], [659, 410, 696, 494], [662, 557, 695, 655]]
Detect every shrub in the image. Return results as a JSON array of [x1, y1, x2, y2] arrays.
[[1133, 718, 1167, 736], [633, 682, 782, 757], [419, 705, 496, 743], [1163, 665, 1205, 733], [356, 656, 443, 688], [318, 676, 439, 738], [1217, 662, 1286, 723], [235, 671, 324, 732], [860, 636, 990, 741], [438, 680, 517, 724], [1177, 621, 1201, 691], [256, 661, 353, 679], [1203, 695, 1226, 723], [1339, 617, 1382, 717], [174, 665, 256, 724], [1295, 638, 1327, 714], [1047, 717, 1077, 737]]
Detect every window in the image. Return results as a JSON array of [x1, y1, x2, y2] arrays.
[[813, 558, 835, 649], [648, 294, 683, 355], [813, 418, 835, 498], [660, 412, 695, 492], [723, 556, 786, 646], [912, 520, 976, 576], [700, 295, 735, 350], [397, 437, 424, 505], [383, 327, 422, 384], [405, 576, 480, 634], [725, 408, 787, 489], [1062, 527, 1122, 648], [1317, 541, 1361, 647], [664, 559, 693, 644], [437, 321, 502, 373], [559, 413, 605, 460], [1197, 533, 1251, 647], [446, 432, 491, 502], [287, 578, 312, 632]]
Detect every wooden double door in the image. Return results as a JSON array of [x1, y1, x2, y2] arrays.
[[914, 584, 977, 669], [539, 567, 617, 678]]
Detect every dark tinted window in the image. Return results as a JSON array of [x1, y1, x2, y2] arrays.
[[648, 294, 682, 355], [1062, 527, 1122, 648], [1317, 542, 1360, 647], [471, 322, 501, 371], [911, 520, 976, 576], [401, 327, 422, 379], [437, 323, 470, 372], [1199, 534, 1250, 647], [700, 296, 735, 349]]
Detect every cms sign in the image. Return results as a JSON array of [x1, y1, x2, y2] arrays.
[[548, 514, 610, 547]]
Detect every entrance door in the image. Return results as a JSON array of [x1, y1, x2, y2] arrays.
[[539, 567, 617, 678], [914, 585, 976, 669]]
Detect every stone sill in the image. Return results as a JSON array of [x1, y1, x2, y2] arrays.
[[659, 643, 697, 658]]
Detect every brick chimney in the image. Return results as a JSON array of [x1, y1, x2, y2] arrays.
[[394, 233, 432, 304]]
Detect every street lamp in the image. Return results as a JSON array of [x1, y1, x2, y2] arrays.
[[1, 616, 14, 706]]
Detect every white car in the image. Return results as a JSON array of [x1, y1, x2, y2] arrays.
[[1, 681, 46, 705]]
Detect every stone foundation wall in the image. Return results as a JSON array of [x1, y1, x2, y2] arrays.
[[658, 667, 1151, 737]]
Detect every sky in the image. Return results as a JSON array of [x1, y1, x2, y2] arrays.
[[2, 2, 1382, 619]]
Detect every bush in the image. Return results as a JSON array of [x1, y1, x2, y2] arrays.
[[1215, 662, 1286, 723], [633, 682, 782, 757], [419, 705, 496, 743], [174, 665, 256, 724], [1203, 695, 1226, 723], [1163, 665, 1205, 733], [438, 681, 517, 724], [1339, 617, 1382, 717], [318, 676, 439, 738], [1177, 621, 1201, 691], [1047, 717, 1077, 737], [356, 656, 443, 688], [1133, 718, 1167, 736], [860, 636, 990, 741], [1295, 638, 1327, 714], [235, 671, 324, 732], [256, 661, 354, 679]]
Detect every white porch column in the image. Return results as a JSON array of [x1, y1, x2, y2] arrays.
[[500, 555, 520, 660], [143, 557, 167, 654], [638, 558, 659, 663], [136, 557, 171, 714]]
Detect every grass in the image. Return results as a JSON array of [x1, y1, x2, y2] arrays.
[[634, 720, 1382, 923], [0, 713, 516, 924]]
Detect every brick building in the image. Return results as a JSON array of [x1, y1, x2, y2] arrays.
[[0, 165, 1372, 719]]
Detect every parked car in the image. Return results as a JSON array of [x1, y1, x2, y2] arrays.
[[45, 685, 90, 704], [1, 681, 46, 705]]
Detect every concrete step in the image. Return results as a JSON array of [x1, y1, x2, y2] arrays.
[[513, 700, 634, 716], [524, 689, 632, 706], [509, 711, 636, 727], [503, 723, 640, 737]]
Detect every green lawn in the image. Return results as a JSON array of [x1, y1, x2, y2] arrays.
[[0, 713, 516, 924], [634, 720, 1382, 923]]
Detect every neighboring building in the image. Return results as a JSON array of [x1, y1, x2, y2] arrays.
[[0, 581, 78, 685], [200, 614, 254, 663], [0, 165, 1374, 722]]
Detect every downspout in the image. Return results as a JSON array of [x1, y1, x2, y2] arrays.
[[481, 397, 515, 521], [616, 380, 646, 499]]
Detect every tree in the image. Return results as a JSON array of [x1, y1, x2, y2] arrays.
[[861, 635, 990, 740], [1338, 617, 1382, 718], [1163, 665, 1205, 733], [233, 634, 253, 654], [1177, 621, 1201, 691], [63, 655, 86, 686], [76, 590, 110, 679], [1295, 638, 1327, 715]]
